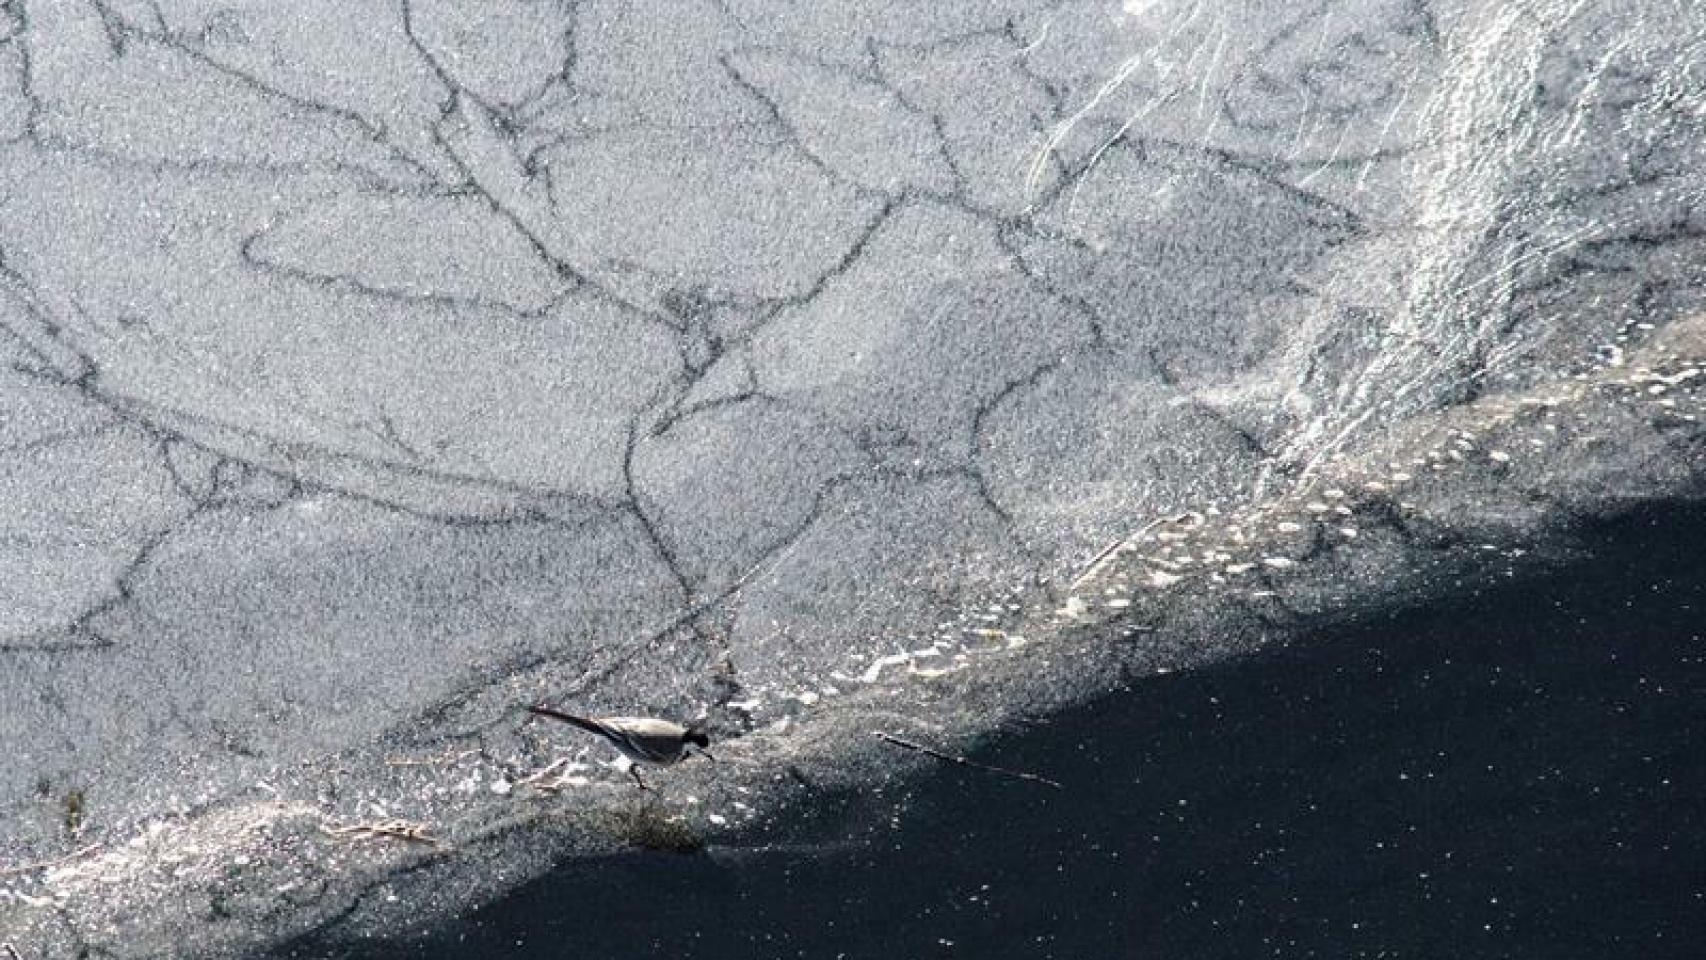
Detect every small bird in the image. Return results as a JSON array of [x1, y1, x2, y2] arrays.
[[527, 706, 713, 789]]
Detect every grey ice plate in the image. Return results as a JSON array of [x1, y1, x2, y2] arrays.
[[2, 0, 1704, 956]]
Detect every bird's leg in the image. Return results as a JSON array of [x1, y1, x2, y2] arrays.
[[630, 766, 651, 791]]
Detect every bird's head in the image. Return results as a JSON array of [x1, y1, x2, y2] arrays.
[[685, 727, 712, 750]]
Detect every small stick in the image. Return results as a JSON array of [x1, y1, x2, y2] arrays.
[[517, 757, 572, 789], [383, 748, 479, 768], [1071, 512, 1193, 590], [0, 842, 104, 878], [4, 941, 24, 960], [320, 819, 442, 847], [874, 732, 1062, 789]]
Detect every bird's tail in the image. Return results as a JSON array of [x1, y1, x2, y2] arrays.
[[527, 705, 604, 736]]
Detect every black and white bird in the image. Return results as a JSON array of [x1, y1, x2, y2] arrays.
[[527, 706, 713, 789]]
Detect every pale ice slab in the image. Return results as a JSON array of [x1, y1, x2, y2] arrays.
[[1, 0, 1704, 953]]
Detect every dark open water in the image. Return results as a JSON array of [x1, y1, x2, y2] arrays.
[[285, 504, 1705, 959]]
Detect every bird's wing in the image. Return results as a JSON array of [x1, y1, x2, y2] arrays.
[[601, 718, 689, 738], [599, 718, 690, 764]]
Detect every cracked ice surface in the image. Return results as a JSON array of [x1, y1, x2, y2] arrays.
[[2, 0, 1705, 952]]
